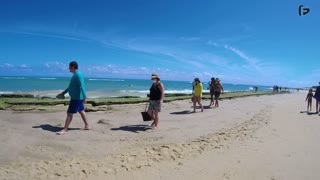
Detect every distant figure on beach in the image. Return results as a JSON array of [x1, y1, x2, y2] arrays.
[[273, 85, 279, 93], [192, 78, 204, 113], [305, 88, 313, 112], [209, 77, 216, 107], [148, 73, 164, 129], [314, 82, 320, 113], [56, 61, 89, 135], [213, 78, 224, 107], [253, 86, 258, 92]]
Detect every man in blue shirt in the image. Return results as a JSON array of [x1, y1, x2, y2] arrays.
[[56, 61, 89, 135]]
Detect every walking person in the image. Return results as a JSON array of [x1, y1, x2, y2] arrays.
[[314, 82, 320, 113], [305, 88, 313, 112], [192, 78, 204, 113], [213, 78, 224, 108], [147, 73, 164, 129], [56, 61, 89, 135], [209, 77, 216, 107]]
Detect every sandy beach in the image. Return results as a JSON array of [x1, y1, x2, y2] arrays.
[[1, 91, 319, 180]]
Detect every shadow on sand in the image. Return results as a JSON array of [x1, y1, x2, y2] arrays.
[[110, 125, 152, 133], [307, 112, 319, 115], [300, 111, 319, 115], [32, 124, 80, 132], [170, 110, 193, 115], [189, 106, 214, 109]]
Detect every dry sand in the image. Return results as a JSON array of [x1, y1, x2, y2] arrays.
[[1, 91, 320, 180]]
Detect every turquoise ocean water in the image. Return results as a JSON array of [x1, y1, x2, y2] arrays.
[[0, 76, 273, 98]]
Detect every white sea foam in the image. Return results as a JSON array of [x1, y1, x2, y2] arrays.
[[38, 78, 56, 80], [0, 91, 14, 94], [88, 79, 125, 82], [2, 77, 25, 80]]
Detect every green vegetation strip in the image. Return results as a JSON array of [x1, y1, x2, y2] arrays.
[[0, 91, 288, 111]]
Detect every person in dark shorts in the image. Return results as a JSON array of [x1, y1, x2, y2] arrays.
[[148, 73, 164, 129], [56, 61, 89, 135], [209, 77, 216, 107], [213, 78, 224, 107], [314, 82, 320, 113]]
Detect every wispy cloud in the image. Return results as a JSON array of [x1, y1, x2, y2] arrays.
[[8, 31, 89, 42], [179, 37, 201, 41], [95, 35, 287, 85], [1, 63, 14, 68], [0, 63, 32, 72], [223, 45, 260, 71], [216, 35, 252, 43], [1, 23, 293, 86]]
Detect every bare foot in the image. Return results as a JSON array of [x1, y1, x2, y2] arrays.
[[81, 127, 90, 130], [152, 126, 158, 129], [56, 130, 67, 135]]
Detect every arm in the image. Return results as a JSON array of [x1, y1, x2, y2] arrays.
[[221, 84, 224, 93], [62, 88, 68, 95], [80, 79, 87, 99], [159, 83, 165, 102], [77, 75, 87, 102]]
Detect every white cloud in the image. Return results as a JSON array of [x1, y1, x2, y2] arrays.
[[1, 24, 299, 86], [18, 64, 28, 68], [224, 45, 257, 65], [179, 37, 201, 41], [0, 63, 32, 72], [44, 62, 68, 75]]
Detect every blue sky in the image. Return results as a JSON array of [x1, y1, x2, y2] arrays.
[[0, 0, 319, 87]]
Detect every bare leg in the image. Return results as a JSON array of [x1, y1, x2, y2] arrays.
[[193, 96, 197, 113], [79, 110, 90, 130], [147, 110, 155, 126], [153, 112, 159, 128], [210, 94, 214, 106], [56, 113, 73, 135], [198, 98, 204, 112]]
